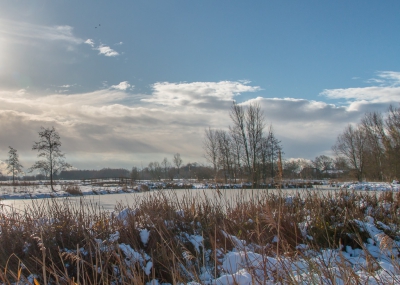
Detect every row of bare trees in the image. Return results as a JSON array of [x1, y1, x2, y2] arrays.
[[203, 102, 282, 185], [131, 153, 186, 181], [333, 105, 400, 181]]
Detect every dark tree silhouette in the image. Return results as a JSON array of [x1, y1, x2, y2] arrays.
[[29, 127, 71, 192], [5, 146, 23, 185]]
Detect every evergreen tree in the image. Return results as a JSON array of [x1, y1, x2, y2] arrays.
[[5, 146, 23, 185]]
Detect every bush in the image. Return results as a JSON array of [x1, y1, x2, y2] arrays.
[[62, 184, 83, 195]]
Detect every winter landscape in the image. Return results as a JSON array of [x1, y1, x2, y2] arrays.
[[2, 1, 400, 284]]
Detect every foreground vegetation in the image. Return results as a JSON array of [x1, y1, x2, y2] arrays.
[[0, 189, 399, 284]]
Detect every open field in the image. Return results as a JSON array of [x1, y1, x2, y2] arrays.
[[0, 188, 400, 284]]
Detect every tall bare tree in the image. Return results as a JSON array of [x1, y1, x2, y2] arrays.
[[385, 105, 400, 178], [229, 128, 243, 183], [29, 127, 71, 192], [246, 102, 265, 185], [173, 153, 183, 178], [203, 127, 220, 183], [262, 126, 282, 180], [230, 102, 251, 175], [216, 130, 234, 184], [5, 146, 23, 185], [332, 124, 367, 181], [161, 157, 170, 179], [361, 112, 386, 180], [229, 101, 266, 185]]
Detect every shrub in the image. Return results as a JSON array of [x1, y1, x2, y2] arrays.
[[62, 184, 83, 196]]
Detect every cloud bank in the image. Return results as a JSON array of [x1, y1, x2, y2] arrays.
[[1, 73, 399, 170]]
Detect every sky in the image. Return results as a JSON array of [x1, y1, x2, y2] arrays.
[[1, 1, 400, 172]]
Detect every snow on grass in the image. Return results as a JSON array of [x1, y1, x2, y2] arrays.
[[2, 186, 400, 284], [140, 228, 150, 246]]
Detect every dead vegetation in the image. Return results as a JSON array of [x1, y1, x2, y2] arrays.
[[0, 189, 399, 284]]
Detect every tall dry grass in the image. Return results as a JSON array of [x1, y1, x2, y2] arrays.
[[0, 189, 399, 284]]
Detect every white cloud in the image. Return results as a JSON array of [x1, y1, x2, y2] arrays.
[[84, 39, 120, 57], [321, 71, 400, 108], [96, 45, 119, 57], [376, 71, 400, 86], [111, 81, 132, 91], [84, 39, 95, 47], [0, 19, 83, 45], [142, 81, 261, 108]]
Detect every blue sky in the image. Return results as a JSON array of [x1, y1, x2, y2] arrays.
[[1, 1, 400, 170]]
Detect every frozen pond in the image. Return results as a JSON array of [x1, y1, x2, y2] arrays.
[[0, 186, 378, 212]]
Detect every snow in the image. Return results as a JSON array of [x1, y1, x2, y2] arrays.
[[140, 228, 150, 246], [341, 182, 400, 191], [0, 180, 398, 202], [0, 182, 133, 200], [212, 269, 253, 285], [112, 208, 138, 222], [118, 243, 153, 275]]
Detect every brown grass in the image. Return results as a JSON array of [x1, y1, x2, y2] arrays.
[[0, 189, 398, 283], [61, 185, 83, 196]]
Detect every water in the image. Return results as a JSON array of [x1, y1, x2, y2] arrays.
[[0, 186, 372, 212]]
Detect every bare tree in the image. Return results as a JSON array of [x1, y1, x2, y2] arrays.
[[283, 159, 301, 179], [312, 155, 334, 177], [230, 102, 251, 175], [332, 124, 367, 181], [361, 112, 386, 180], [131, 166, 139, 182], [229, 127, 243, 183], [29, 127, 71, 192], [246, 102, 265, 185], [173, 153, 183, 178], [161, 157, 170, 180], [148, 161, 162, 181], [216, 130, 234, 184], [5, 146, 23, 185], [261, 126, 282, 181], [229, 101, 266, 186], [385, 105, 400, 178], [203, 127, 219, 183]]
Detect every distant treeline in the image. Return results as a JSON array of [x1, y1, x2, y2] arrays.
[[58, 168, 130, 180]]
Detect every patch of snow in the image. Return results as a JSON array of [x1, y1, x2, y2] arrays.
[[140, 228, 150, 246]]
